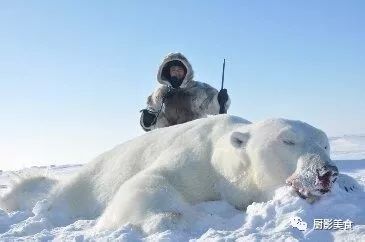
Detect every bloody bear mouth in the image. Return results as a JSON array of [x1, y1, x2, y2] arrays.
[[286, 165, 338, 199]]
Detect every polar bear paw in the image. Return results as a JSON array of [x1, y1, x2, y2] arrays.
[[337, 173, 361, 193]]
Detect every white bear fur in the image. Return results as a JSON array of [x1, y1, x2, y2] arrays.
[[1, 115, 333, 233]]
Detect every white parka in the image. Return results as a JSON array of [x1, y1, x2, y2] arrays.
[[141, 53, 230, 131]]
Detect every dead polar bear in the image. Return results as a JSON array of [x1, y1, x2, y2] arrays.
[[1, 115, 338, 233]]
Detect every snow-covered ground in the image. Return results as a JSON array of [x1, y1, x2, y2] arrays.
[[0, 135, 364, 241]]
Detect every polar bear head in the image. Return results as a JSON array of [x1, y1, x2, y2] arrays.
[[224, 118, 338, 203]]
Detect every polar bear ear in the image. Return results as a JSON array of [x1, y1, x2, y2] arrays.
[[230, 132, 250, 149]]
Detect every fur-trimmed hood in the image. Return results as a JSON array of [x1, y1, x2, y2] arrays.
[[157, 53, 194, 88]]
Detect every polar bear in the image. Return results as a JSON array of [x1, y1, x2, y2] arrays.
[[1, 115, 338, 233]]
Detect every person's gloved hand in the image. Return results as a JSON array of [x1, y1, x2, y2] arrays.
[[140, 109, 158, 129], [218, 89, 229, 107]]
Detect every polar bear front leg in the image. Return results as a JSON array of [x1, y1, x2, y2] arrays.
[[95, 171, 194, 233]]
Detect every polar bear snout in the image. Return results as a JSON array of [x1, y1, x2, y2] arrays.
[[315, 164, 338, 194], [286, 153, 338, 199]]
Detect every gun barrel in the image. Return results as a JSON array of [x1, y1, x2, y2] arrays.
[[221, 59, 225, 90]]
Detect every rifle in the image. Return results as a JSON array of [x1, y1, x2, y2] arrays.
[[219, 59, 227, 114], [221, 58, 225, 90]]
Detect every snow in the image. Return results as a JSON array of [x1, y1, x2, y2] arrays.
[[1, 136, 364, 241], [330, 135, 365, 160]]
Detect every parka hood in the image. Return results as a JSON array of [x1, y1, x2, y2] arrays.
[[157, 53, 194, 88]]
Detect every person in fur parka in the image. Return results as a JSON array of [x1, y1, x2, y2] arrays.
[[140, 52, 230, 131]]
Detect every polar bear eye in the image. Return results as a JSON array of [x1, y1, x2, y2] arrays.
[[324, 146, 328, 150], [283, 140, 295, 145]]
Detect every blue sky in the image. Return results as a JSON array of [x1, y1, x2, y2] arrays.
[[1, 1, 364, 170]]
